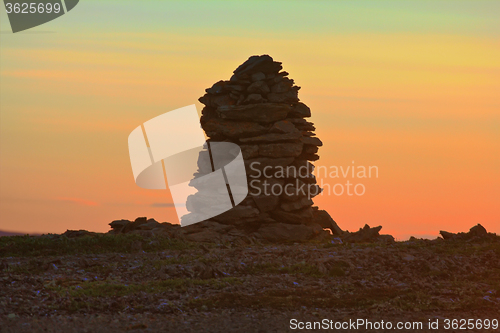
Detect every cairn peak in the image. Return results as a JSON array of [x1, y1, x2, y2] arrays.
[[193, 55, 341, 242]]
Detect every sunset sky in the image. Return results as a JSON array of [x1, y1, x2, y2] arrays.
[[0, 1, 498, 239]]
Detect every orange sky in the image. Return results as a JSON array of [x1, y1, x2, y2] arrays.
[[0, 1, 499, 239]]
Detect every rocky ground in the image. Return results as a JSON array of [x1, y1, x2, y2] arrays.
[[0, 225, 499, 332]]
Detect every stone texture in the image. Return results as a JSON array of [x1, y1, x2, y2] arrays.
[[251, 72, 266, 81], [233, 55, 282, 76], [239, 132, 301, 143], [247, 81, 270, 94], [244, 157, 295, 175], [244, 94, 265, 104], [212, 205, 260, 224], [217, 103, 290, 123], [252, 195, 280, 212], [239, 145, 259, 159], [342, 224, 391, 243], [258, 142, 303, 158], [439, 224, 492, 241], [270, 120, 298, 134], [280, 198, 314, 212], [202, 119, 267, 138], [289, 102, 311, 118], [312, 208, 343, 236], [301, 136, 323, 146]]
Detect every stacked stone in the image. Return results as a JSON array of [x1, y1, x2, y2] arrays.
[[194, 55, 340, 236]]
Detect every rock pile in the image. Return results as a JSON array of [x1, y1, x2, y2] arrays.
[[107, 217, 330, 244], [108, 217, 168, 235], [440, 224, 496, 242], [191, 54, 341, 241]]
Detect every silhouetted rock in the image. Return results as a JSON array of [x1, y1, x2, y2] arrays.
[[194, 54, 340, 240], [61, 230, 98, 238], [217, 103, 290, 122], [342, 224, 394, 243], [312, 209, 343, 236], [440, 224, 495, 241], [440, 230, 455, 240]]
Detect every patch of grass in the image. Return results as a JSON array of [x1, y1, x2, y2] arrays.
[[49, 277, 241, 298], [0, 234, 195, 257]]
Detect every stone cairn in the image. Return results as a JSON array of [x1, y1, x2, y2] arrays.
[[105, 57, 493, 244], [192, 54, 343, 240]]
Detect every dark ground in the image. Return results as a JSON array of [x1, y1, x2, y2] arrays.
[[1, 233, 499, 332]]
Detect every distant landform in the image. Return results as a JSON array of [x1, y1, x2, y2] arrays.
[[0, 230, 39, 237]]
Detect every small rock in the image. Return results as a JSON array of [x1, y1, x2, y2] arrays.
[[206, 80, 226, 94], [271, 80, 292, 93], [402, 255, 415, 261], [251, 72, 266, 81], [469, 224, 487, 238], [312, 209, 343, 236], [301, 136, 323, 146], [343, 224, 383, 243], [247, 81, 270, 94], [239, 132, 301, 143], [137, 221, 161, 230], [233, 55, 282, 76], [331, 238, 343, 244], [267, 90, 299, 104], [244, 93, 265, 104], [289, 102, 311, 118], [270, 120, 298, 134], [109, 219, 130, 229]]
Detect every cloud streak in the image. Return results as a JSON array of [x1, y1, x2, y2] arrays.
[[56, 197, 99, 206]]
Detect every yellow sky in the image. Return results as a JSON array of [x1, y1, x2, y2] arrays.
[[1, 1, 499, 238]]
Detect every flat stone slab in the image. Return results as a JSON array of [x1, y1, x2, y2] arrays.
[[217, 103, 291, 123], [239, 132, 301, 143], [203, 119, 267, 138]]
